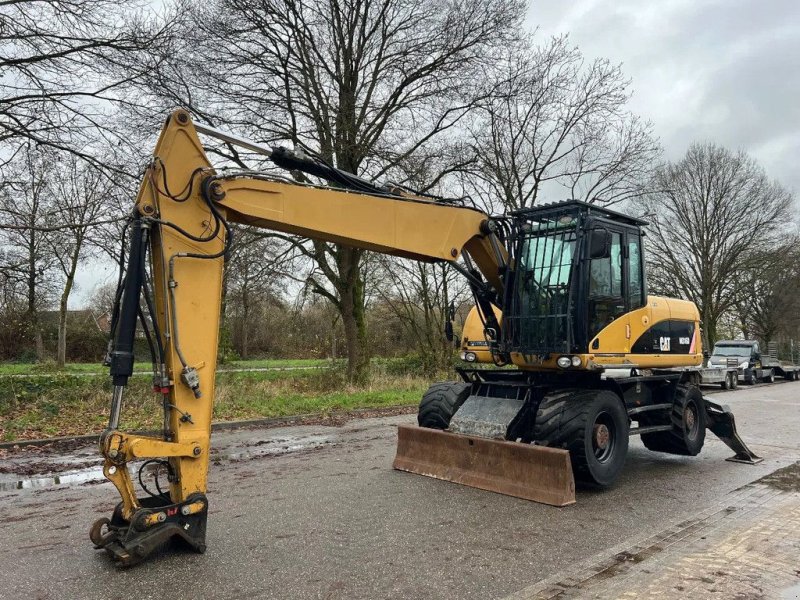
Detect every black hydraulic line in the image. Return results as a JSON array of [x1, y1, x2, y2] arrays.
[[140, 237, 165, 367], [109, 217, 146, 388], [153, 213, 221, 244], [452, 258, 506, 364], [163, 178, 235, 399], [270, 146, 389, 196], [108, 218, 132, 343]]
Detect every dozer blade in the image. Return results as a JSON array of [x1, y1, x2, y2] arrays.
[[392, 425, 576, 507], [704, 398, 763, 464]]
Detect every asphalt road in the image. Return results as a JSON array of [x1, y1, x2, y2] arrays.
[[1, 381, 799, 600]]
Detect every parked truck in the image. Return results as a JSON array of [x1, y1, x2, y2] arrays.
[[708, 340, 800, 384]]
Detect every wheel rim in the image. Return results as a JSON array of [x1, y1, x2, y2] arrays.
[[592, 411, 617, 463], [684, 401, 700, 441]]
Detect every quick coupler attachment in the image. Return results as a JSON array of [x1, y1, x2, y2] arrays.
[[90, 493, 208, 567], [704, 398, 763, 465]]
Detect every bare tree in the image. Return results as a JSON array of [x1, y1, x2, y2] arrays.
[[733, 241, 800, 344], [0, 146, 59, 359], [42, 154, 114, 367], [464, 35, 660, 212], [225, 227, 288, 359], [639, 143, 794, 346], [0, 0, 173, 169], [123, 0, 524, 382], [375, 257, 469, 374]]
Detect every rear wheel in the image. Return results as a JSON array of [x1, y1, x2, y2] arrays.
[[730, 373, 739, 389], [720, 372, 731, 390], [763, 369, 775, 383], [640, 384, 706, 456], [417, 382, 471, 430], [534, 389, 629, 487]]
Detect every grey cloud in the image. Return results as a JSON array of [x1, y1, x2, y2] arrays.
[[528, 0, 800, 193]]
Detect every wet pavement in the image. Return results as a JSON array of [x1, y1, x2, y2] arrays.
[[0, 382, 799, 599]]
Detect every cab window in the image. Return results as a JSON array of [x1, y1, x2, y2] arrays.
[[589, 232, 622, 297], [628, 235, 643, 310], [588, 232, 624, 338]]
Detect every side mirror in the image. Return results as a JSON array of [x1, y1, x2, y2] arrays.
[[589, 228, 612, 259]]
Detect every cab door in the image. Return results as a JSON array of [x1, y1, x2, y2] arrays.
[[624, 229, 650, 348], [586, 225, 647, 354], [587, 228, 625, 346]]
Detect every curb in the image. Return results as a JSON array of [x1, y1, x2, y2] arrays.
[[0, 404, 417, 450]]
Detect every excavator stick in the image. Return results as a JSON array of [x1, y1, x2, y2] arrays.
[[393, 425, 576, 507]]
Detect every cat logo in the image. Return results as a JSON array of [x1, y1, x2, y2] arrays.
[[659, 336, 671, 352]]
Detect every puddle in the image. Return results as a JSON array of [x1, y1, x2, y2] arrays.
[[783, 583, 800, 599], [0, 467, 105, 492], [225, 435, 334, 461], [0, 434, 335, 492]]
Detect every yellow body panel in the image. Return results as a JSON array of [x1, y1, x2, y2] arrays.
[[461, 296, 703, 370]]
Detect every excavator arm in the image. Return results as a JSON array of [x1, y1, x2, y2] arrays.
[[90, 109, 507, 564]]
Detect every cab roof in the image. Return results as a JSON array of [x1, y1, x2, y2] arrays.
[[510, 199, 648, 227]]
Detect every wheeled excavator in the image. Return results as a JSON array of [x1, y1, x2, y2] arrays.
[[90, 109, 760, 566]]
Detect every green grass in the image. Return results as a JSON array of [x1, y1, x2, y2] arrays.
[[0, 357, 341, 376], [0, 364, 433, 442], [219, 358, 335, 370]]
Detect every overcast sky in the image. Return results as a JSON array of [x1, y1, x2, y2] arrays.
[[527, 0, 800, 194], [71, 0, 799, 307]]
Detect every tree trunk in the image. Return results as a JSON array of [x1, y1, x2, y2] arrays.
[[241, 287, 249, 360], [336, 246, 370, 384], [57, 295, 68, 368], [35, 329, 44, 362], [703, 313, 718, 348], [57, 245, 80, 368]]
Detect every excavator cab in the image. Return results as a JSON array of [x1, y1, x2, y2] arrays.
[[502, 201, 647, 360], [460, 201, 649, 368]]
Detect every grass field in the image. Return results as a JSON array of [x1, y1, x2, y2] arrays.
[[0, 357, 335, 376], [0, 358, 436, 441]]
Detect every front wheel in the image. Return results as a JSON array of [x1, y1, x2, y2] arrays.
[[534, 389, 629, 488], [417, 382, 471, 430], [641, 384, 706, 456]]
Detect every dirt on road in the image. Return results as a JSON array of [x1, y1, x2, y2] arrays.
[[1, 382, 799, 599]]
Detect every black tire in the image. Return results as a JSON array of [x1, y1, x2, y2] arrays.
[[720, 372, 730, 390], [417, 382, 471, 430], [763, 369, 775, 384], [730, 373, 738, 389], [640, 384, 706, 456], [747, 371, 758, 385], [534, 389, 629, 488]]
